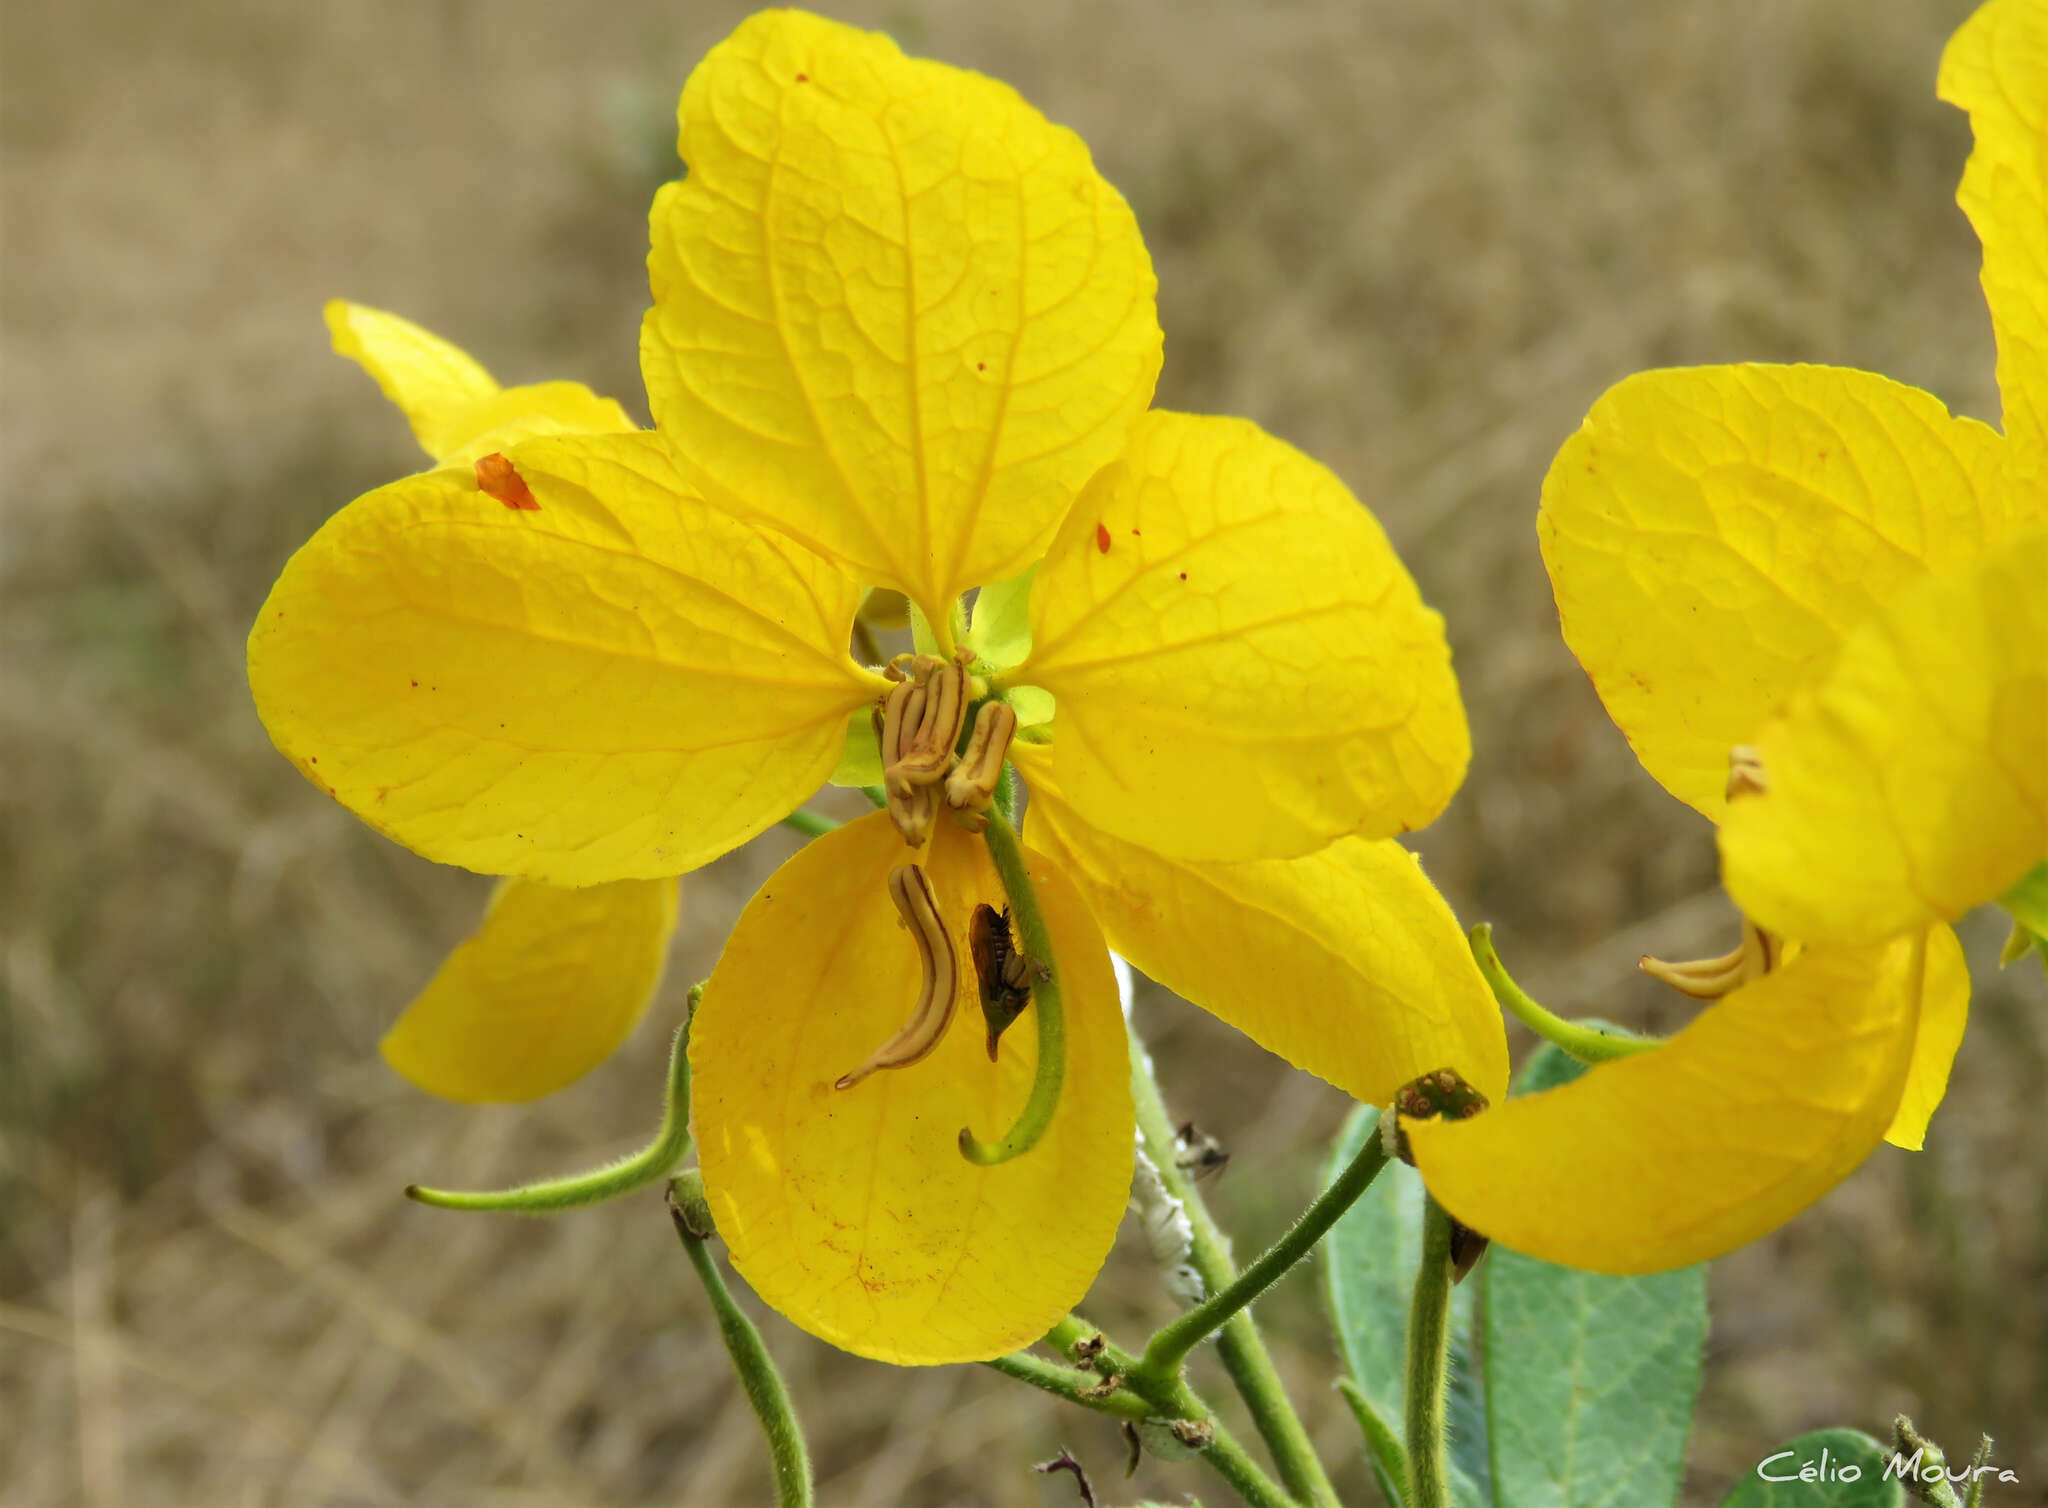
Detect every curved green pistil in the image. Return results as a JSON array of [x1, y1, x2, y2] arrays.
[[958, 792, 1065, 1165], [406, 999, 697, 1213], [1469, 924, 1660, 1066]]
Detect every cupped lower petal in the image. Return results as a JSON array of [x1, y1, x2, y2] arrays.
[[1940, 0, 2048, 470], [1019, 410, 1469, 862], [1406, 933, 1927, 1274], [640, 10, 1162, 617], [691, 813, 1132, 1364], [382, 877, 681, 1102], [249, 431, 875, 884], [1541, 365, 2008, 819], [1884, 924, 1970, 1151], [1719, 529, 2048, 945], [326, 301, 635, 465], [1024, 777, 1506, 1106]]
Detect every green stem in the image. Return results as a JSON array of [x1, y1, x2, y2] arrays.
[[958, 811, 1065, 1165], [859, 784, 887, 810], [1126, 1021, 1341, 1508], [778, 808, 839, 839], [1469, 924, 1657, 1064], [406, 1019, 693, 1212], [669, 1174, 814, 1508], [1140, 1118, 1389, 1379], [1404, 1197, 1456, 1508], [981, 1350, 1152, 1420], [1038, 1316, 1301, 1508]]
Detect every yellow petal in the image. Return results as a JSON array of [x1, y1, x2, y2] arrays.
[[1940, 0, 2048, 467], [327, 301, 499, 458], [327, 301, 638, 466], [1883, 925, 1969, 1151], [640, 10, 1162, 617], [1407, 933, 1926, 1274], [1719, 529, 2048, 944], [1018, 411, 1469, 861], [382, 877, 681, 1102], [691, 813, 1131, 1364], [1025, 780, 1507, 1106], [249, 431, 876, 884], [1541, 365, 2008, 818]]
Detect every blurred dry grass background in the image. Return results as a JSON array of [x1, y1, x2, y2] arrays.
[[3, 0, 2043, 1503]]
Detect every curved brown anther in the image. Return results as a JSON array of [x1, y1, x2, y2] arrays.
[[1726, 745, 1768, 801], [1640, 918, 1778, 1000], [836, 864, 959, 1090], [876, 653, 974, 841], [945, 701, 1018, 825]]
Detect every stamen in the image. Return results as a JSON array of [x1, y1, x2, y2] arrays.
[[875, 652, 976, 843], [1640, 918, 1777, 1000], [945, 701, 1019, 830], [835, 864, 959, 1090], [1726, 745, 1768, 801]]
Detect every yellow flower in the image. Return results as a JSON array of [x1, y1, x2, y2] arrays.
[[250, 12, 1498, 1361], [324, 301, 683, 1102], [1407, 0, 2047, 1275]]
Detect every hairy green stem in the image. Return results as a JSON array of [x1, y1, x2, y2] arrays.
[[1126, 1022, 1341, 1508], [1141, 1117, 1389, 1379], [1035, 1315, 1301, 1508], [669, 1174, 813, 1508], [1404, 1196, 1456, 1508], [406, 1019, 694, 1212], [958, 810, 1065, 1164], [778, 807, 839, 838], [1469, 924, 1657, 1064], [981, 1349, 1153, 1420]]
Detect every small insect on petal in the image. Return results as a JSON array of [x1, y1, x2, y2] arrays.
[[475, 452, 541, 511], [969, 902, 1040, 1059]]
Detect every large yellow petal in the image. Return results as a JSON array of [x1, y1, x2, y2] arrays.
[[1541, 365, 2008, 819], [382, 877, 681, 1102], [1883, 925, 1969, 1151], [691, 813, 1132, 1364], [249, 431, 876, 884], [326, 301, 635, 465], [1408, 933, 1927, 1274], [1940, 0, 2048, 468], [1025, 779, 1507, 1106], [1018, 411, 1469, 861], [1719, 530, 2048, 945], [640, 10, 1162, 618]]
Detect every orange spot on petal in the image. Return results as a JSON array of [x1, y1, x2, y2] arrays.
[[1094, 522, 1111, 553], [476, 452, 540, 511]]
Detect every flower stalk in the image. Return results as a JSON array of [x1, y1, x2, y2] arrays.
[[1125, 1021, 1342, 1508], [1138, 1115, 1390, 1379], [669, 1172, 815, 1508], [1403, 1195, 1457, 1508]]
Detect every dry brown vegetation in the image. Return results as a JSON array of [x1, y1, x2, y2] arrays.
[[3, 0, 2041, 1503]]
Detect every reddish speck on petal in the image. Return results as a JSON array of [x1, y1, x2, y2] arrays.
[[476, 452, 541, 511], [1094, 522, 1111, 553]]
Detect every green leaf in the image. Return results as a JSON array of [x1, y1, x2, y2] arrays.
[[1716, 1429, 1902, 1506], [1323, 1106, 1490, 1508], [1338, 1376, 1410, 1508], [1483, 1042, 1706, 1508], [968, 564, 1037, 671]]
